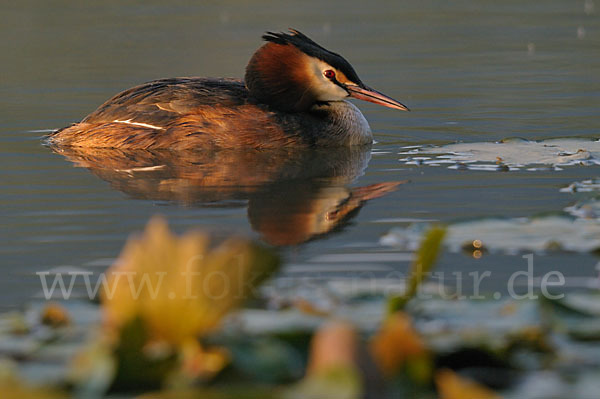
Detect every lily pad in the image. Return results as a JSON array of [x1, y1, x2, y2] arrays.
[[551, 292, 600, 316], [563, 197, 600, 221], [561, 179, 600, 193], [398, 138, 600, 170], [381, 216, 600, 254]]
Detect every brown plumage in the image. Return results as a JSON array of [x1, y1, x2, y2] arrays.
[[48, 29, 409, 150]]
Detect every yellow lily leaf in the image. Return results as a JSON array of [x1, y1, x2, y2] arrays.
[[102, 216, 280, 345], [435, 369, 501, 399], [370, 312, 428, 377]]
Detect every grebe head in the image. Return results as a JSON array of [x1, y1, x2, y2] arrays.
[[245, 29, 410, 113]]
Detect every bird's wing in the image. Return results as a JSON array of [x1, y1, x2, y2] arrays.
[[82, 77, 249, 129]]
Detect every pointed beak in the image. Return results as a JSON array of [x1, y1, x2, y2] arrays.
[[346, 85, 410, 111]]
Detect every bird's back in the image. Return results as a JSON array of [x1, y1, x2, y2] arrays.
[[49, 78, 318, 150]]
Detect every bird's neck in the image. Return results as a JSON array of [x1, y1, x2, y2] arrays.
[[310, 101, 373, 146]]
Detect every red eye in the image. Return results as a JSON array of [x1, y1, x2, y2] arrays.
[[324, 70, 335, 79]]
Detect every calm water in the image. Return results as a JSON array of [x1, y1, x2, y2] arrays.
[[1, 0, 599, 309]]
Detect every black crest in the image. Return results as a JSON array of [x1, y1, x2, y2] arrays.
[[262, 29, 363, 86]]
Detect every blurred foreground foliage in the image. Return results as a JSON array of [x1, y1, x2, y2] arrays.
[[103, 216, 280, 344], [1, 221, 600, 398]]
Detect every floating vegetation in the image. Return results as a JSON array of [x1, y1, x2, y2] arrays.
[[1, 217, 600, 398], [102, 216, 280, 345], [561, 179, 600, 193], [282, 321, 361, 399], [370, 312, 430, 380], [0, 364, 68, 399], [381, 216, 600, 254], [561, 179, 600, 221], [0, 217, 280, 398], [564, 200, 600, 221], [398, 138, 600, 171], [435, 369, 500, 399]]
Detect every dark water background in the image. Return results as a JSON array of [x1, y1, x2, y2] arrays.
[[1, 0, 599, 309]]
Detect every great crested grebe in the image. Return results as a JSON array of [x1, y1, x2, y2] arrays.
[[48, 29, 409, 150]]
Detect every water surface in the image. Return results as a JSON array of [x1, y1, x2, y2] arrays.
[[1, 0, 599, 309]]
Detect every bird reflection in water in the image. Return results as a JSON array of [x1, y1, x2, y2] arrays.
[[50, 145, 405, 245]]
